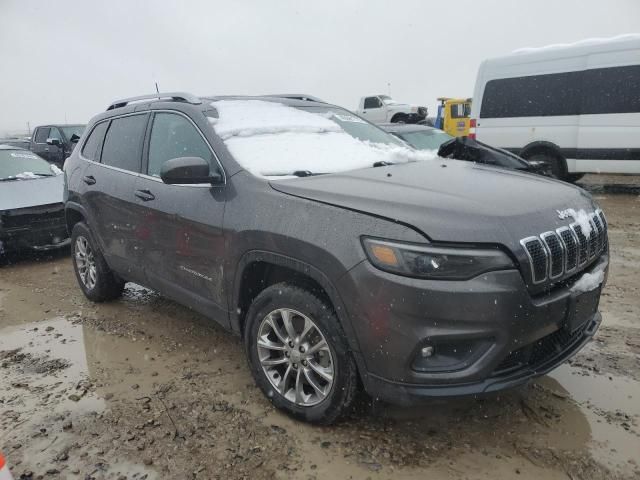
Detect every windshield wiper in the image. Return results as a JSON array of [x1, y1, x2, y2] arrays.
[[0, 177, 20, 182], [264, 170, 324, 177]]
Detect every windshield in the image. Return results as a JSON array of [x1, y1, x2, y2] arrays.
[[210, 100, 435, 177], [0, 150, 60, 180], [396, 130, 454, 150], [379, 95, 399, 105], [60, 125, 86, 140]]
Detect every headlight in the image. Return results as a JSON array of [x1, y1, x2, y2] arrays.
[[362, 238, 514, 280]]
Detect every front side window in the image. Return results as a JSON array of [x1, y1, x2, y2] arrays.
[[147, 113, 214, 177], [34, 127, 50, 143], [48, 127, 62, 141], [364, 97, 382, 109], [60, 125, 86, 141], [100, 114, 148, 172], [81, 122, 109, 161]]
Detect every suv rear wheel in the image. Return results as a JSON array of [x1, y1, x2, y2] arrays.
[[71, 222, 124, 302], [244, 283, 358, 424]]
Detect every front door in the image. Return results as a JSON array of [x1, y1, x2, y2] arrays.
[[133, 111, 228, 325], [31, 127, 52, 162], [362, 96, 386, 123]]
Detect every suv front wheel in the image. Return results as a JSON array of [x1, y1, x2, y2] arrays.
[[244, 283, 358, 424], [71, 222, 124, 302]]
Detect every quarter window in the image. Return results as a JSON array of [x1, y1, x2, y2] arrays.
[[100, 114, 148, 172], [81, 122, 109, 161], [147, 112, 214, 177], [34, 127, 50, 143]]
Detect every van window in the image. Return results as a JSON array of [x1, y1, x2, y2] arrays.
[[480, 71, 581, 118], [100, 114, 148, 172], [147, 112, 213, 177], [34, 127, 50, 143], [81, 122, 109, 161], [364, 97, 382, 109], [581, 65, 640, 115]]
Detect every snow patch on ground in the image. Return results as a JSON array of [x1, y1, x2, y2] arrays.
[[210, 99, 437, 177], [570, 263, 606, 294], [513, 34, 640, 54]]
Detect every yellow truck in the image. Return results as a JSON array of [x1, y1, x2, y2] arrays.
[[434, 97, 472, 137]]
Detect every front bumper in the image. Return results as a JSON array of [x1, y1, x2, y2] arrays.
[[0, 204, 69, 254], [337, 254, 607, 405]]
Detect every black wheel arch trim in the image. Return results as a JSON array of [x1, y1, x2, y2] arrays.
[[230, 250, 365, 358]]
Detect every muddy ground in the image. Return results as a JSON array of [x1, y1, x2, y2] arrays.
[[1, 174, 639, 480]]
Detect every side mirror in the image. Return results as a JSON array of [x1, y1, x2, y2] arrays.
[[46, 138, 62, 147], [160, 157, 223, 185], [69, 133, 80, 143]]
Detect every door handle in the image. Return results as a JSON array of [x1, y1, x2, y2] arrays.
[[135, 189, 155, 201], [83, 175, 96, 185]]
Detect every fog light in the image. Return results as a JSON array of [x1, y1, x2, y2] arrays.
[[421, 346, 434, 358]]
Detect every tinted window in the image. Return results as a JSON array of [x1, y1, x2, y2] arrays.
[[34, 127, 50, 143], [582, 65, 640, 115], [480, 71, 581, 118], [81, 121, 109, 161], [101, 114, 147, 172], [147, 113, 213, 177], [364, 97, 381, 109], [49, 127, 62, 141]]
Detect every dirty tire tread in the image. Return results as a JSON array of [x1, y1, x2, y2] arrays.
[[244, 282, 358, 425], [71, 222, 124, 302]]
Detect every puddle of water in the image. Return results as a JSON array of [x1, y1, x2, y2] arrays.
[[543, 364, 640, 470]]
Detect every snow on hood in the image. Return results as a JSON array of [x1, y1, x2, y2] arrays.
[[513, 33, 640, 54], [210, 100, 437, 177]]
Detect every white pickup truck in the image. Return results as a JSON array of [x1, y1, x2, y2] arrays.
[[356, 95, 428, 124]]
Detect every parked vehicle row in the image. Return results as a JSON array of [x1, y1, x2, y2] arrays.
[[63, 92, 607, 424]]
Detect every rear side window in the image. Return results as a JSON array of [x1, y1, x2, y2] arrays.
[[147, 112, 214, 177], [581, 64, 640, 115], [34, 127, 50, 143], [100, 114, 148, 172], [364, 97, 381, 109], [81, 122, 109, 161], [480, 71, 581, 118]]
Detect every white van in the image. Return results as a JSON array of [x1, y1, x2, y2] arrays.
[[470, 34, 640, 181]]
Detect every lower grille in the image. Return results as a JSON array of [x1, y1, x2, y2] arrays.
[[1, 204, 65, 230], [493, 322, 589, 376]]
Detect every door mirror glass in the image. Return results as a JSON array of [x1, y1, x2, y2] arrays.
[[160, 156, 222, 185], [46, 137, 62, 147]]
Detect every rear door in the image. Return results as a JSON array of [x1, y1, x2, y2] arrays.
[[81, 113, 149, 281], [133, 110, 228, 325]]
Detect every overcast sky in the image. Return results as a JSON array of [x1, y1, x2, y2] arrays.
[[1, 0, 639, 135]]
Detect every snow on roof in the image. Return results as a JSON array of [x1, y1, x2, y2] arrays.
[[209, 100, 437, 178], [512, 33, 640, 55]]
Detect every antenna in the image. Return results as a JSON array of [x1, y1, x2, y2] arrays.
[[155, 82, 160, 98], [387, 82, 391, 96]]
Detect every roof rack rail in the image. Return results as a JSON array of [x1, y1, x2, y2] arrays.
[[106, 92, 202, 111], [264, 94, 326, 103]]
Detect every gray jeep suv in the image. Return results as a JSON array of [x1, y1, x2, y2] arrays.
[[64, 92, 608, 424]]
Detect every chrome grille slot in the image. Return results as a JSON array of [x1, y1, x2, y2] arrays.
[[521, 237, 547, 284], [541, 232, 563, 278], [557, 227, 578, 272], [521, 210, 607, 285]]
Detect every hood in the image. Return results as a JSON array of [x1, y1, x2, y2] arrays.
[[269, 160, 597, 252], [0, 175, 64, 210]]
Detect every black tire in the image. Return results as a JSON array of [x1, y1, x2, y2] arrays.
[[70, 222, 124, 302], [528, 152, 567, 180], [390, 113, 407, 124], [244, 282, 359, 424]]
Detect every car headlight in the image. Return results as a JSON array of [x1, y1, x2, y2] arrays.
[[362, 238, 514, 280]]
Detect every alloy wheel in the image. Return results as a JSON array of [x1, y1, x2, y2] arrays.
[[74, 235, 97, 290], [257, 308, 335, 406]]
